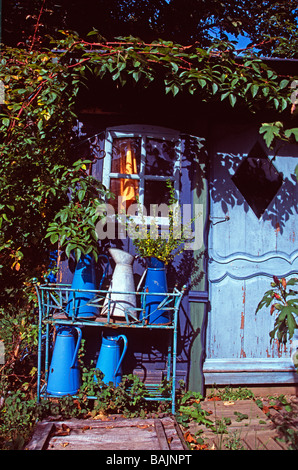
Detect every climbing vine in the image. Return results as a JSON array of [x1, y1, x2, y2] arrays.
[[0, 31, 297, 301]]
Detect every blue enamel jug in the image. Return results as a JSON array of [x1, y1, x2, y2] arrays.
[[140, 257, 170, 324], [95, 334, 128, 386], [47, 325, 82, 396], [67, 254, 98, 319]]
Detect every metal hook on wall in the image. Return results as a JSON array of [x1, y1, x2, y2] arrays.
[[209, 215, 230, 226]]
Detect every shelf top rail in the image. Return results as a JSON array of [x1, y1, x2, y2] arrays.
[[34, 282, 185, 328]]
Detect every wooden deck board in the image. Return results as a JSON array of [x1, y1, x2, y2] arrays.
[[26, 416, 186, 451]]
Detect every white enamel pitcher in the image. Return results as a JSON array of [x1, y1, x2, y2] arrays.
[[101, 248, 136, 319]]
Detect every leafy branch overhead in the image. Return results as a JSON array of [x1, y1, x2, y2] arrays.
[[56, 31, 296, 113], [2, 31, 298, 139]]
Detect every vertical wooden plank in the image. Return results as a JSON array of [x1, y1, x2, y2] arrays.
[[188, 138, 209, 394], [189, 302, 207, 393], [26, 422, 54, 450], [154, 419, 170, 450]]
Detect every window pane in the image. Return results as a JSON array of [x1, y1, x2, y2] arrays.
[[111, 138, 140, 174], [144, 180, 171, 210], [110, 178, 139, 212], [145, 138, 176, 176]]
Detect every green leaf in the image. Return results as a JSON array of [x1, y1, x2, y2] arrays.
[[284, 128, 298, 141], [287, 278, 298, 286], [251, 62, 260, 74], [112, 71, 120, 81], [279, 79, 289, 89], [229, 94, 236, 107], [171, 62, 179, 73], [65, 242, 77, 258], [167, 83, 179, 96], [280, 98, 288, 111], [132, 71, 141, 82], [74, 247, 82, 262], [244, 82, 252, 93], [212, 82, 218, 94], [59, 210, 68, 223], [251, 84, 259, 98], [273, 98, 279, 110], [59, 234, 67, 247], [197, 78, 207, 88], [2, 118, 10, 127], [267, 69, 275, 79], [87, 30, 99, 37], [77, 189, 85, 202], [286, 311, 297, 338], [259, 121, 283, 148], [50, 233, 59, 244], [220, 91, 230, 101], [255, 290, 274, 312]]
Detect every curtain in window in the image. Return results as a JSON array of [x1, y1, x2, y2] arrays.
[[111, 138, 139, 211]]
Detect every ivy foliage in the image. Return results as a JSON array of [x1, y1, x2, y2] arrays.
[[0, 31, 297, 302]]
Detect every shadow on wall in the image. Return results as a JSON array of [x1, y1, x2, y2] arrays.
[[182, 134, 208, 199], [209, 144, 298, 234]]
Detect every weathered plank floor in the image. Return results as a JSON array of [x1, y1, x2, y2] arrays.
[[26, 399, 295, 451], [189, 399, 289, 450], [26, 416, 187, 451]]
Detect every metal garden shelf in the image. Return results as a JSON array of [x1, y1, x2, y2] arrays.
[[35, 282, 184, 414]]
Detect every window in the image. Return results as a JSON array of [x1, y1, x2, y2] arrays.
[[102, 125, 182, 217]]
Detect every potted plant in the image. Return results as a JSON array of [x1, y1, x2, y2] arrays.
[[127, 181, 193, 324], [130, 180, 193, 264]]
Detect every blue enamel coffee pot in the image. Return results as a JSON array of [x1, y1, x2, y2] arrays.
[[46, 325, 82, 396], [95, 334, 128, 386], [67, 254, 98, 319]]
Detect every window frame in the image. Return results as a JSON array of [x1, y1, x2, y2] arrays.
[[102, 125, 182, 222]]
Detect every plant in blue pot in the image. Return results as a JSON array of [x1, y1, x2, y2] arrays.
[[129, 181, 193, 324]]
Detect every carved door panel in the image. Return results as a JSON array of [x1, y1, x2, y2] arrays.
[[205, 139, 298, 386]]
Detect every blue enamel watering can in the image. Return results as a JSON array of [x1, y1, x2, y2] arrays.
[[95, 334, 128, 386], [47, 325, 82, 396]]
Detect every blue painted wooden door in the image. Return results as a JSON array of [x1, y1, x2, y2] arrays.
[[205, 132, 298, 386]]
